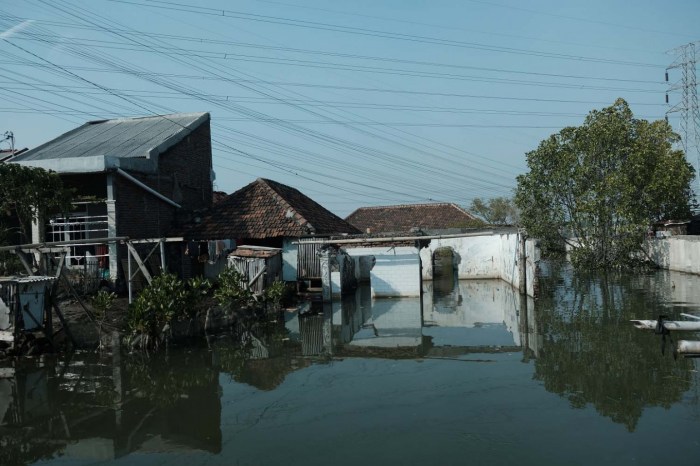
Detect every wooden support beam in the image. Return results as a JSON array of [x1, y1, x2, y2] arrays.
[[13, 250, 34, 275], [125, 241, 152, 284], [52, 302, 76, 347], [248, 265, 267, 290], [46, 254, 96, 323]]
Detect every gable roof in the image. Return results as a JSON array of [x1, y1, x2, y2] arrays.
[[345, 203, 477, 233], [183, 178, 360, 240], [10, 112, 209, 173]]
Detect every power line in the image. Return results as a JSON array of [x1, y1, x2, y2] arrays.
[[106, 0, 665, 68]]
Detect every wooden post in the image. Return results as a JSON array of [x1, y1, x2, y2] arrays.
[[159, 239, 167, 273], [128, 249, 133, 304]]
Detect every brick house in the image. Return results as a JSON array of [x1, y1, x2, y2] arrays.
[[345, 203, 480, 234], [182, 178, 359, 282], [9, 113, 213, 281]]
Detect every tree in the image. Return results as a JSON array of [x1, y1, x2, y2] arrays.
[[515, 98, 694, 268], [469, 196, 519, 225], [0, 163, 72, 244]]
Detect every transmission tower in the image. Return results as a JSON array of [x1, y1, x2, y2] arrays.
[[666, 42, 700, 196]]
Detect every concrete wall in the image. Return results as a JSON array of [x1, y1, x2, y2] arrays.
[[647, 236, 700, 275], [419, 231, 538, 296], [344, 246, 421, 298], [282, 237, 298, 282]]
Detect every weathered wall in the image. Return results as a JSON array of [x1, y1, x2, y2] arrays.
[[115, 120, 212, 240], [344, 246, 421, 298], [282, 237, 298, 282], [419, 231, 538, 296], [647, 236, 700, 275]]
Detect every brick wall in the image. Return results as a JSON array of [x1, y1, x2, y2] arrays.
[[115, 118, 213, 240], [157, 120, 213, 212]]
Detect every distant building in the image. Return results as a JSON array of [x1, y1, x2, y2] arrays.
[[345, 203, 479, 234]]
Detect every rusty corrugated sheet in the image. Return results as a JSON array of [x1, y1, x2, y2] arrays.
[[297, 237, 321, 280]]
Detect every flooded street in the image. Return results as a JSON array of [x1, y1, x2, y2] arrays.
[[2, 265, 700, 466]]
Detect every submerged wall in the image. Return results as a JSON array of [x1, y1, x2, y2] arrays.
[[419, 231, 539, 297], [344, 246, 421, 298], [647, 236, 700, 275]]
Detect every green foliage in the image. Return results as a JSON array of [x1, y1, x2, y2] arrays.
[[127, 273, 211, 349], [515, 98, 694, 269], [469, 196, 519, 225], [0, 163, 73, 243], [262, 280, 286, 307], [92, 289, 116, 318], [0, 251, 23, 276], [214, 266, 254, 310]]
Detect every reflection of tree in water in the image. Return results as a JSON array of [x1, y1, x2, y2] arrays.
[[534, 264, 693, 432]]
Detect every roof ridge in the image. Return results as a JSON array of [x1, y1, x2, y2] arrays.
[[349, 202, 457, 212], [86, 112, 208, 125]]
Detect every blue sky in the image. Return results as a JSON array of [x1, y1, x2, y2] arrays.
[[0, 0, 698, 216]]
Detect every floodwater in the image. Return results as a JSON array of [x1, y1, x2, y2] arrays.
[[2, 263, 700, 466]]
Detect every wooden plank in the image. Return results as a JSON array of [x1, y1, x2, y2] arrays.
[[125, 242, 153, 284]]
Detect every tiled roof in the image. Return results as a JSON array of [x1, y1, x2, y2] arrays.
[[212, 191, 228, 204], [11, 113, 208, 162], [183, 178, 360, 240], [345, 203, 477, 234]]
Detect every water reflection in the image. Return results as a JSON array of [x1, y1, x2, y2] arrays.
[[533, 263, 697, 432], [1, 268, 700, 465], [0, 350, 221, 465]]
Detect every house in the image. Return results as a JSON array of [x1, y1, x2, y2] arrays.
[[182, 178, 360, 282], [9, 112, 213, 281], [345, 203, 480, 234]]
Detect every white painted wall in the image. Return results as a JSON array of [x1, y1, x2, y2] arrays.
[[647, 236, 700, 275], [419, 232, 537, 296], [282, 237, 298, 281], [344, 246, 421, 297]]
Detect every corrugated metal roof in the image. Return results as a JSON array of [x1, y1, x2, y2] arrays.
[[12, 113, 209, 162], [0, 276, 56, 284]]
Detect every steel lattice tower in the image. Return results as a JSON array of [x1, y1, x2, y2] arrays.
[[666, 42, 700, 194]]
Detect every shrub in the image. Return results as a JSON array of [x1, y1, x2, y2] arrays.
[[214, 267, 254, 311], [127, 273, 211, 350]]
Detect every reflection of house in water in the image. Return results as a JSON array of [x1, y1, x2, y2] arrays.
[[309, 279, 540, 358], [422, 280, 521, 348], [346, 298, 423, 348], [0, 352, 222, 463]]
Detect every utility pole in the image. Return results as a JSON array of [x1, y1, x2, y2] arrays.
[[2, 131, 14, 153], [666, 42, 700, 200]]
